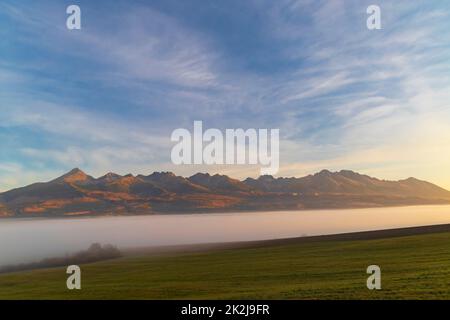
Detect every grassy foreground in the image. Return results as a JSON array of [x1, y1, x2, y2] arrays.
[[1, 231, 450, 299]]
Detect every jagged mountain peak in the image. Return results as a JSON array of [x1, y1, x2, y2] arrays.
[[147, 172, 176, 178], [315, 169, 333, 177], [258, 175, 275, 181], [188, 172, 250, 193], [141, 171, 209, 194], [105, 172, 121, 178], [97, 172, 122, 182], [190, 172, 211, 179], [54, 168, 93, 183]]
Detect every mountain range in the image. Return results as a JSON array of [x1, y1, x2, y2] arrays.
[[1, 168, 450, 218]]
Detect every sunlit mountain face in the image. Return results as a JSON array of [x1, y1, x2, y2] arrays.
[[1, 168, 449, 218]]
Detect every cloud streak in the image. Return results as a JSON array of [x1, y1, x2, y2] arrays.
[[1, 0, 450, 189]]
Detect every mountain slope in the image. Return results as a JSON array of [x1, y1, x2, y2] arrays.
[[243, 170, 450, 199], [1, 168, 449, 217], [138, 172, 210, 194], [188, 173, 253, 193]]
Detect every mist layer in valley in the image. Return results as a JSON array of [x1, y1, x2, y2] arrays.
[[1, 205, 450, 267]]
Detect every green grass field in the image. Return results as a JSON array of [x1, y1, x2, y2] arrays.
[[1, 231, 450, 299]]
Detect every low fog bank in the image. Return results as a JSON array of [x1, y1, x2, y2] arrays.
[[0, 243, 121, 274], [1, 205, 450, 267]]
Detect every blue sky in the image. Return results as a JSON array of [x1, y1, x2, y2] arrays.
[[1, 0, 450, 191]]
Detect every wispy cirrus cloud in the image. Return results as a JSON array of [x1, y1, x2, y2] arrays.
[[1, 0, 450, 189]]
